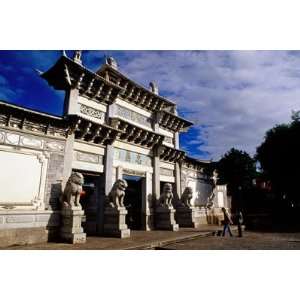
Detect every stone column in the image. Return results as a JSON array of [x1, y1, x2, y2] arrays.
[[116, 166, 123, 180], [174, 161, 181, 199], [142, 172, 154, 231], [61, 87, 79, 190], [104, 144, 114, 195], [97, 144, 114, 235], [174, 132, 180, 149], [64, 88, 79, 115], [153, 149, 160, 202], [106, 102, 116, 122], [62, 133, 74, 190]]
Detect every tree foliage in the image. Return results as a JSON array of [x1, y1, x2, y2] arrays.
[[256, 112, 300, 207], [217, 148, 256, 194]]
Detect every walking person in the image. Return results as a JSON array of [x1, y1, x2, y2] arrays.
[[237, 210, 244, 237], [221, 207, 233, 237]]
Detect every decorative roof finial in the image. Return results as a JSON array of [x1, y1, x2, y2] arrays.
[[106, 56, 118, 70], [35, 69, 43, 75], [149, 81, 159, 95], [73, 50, 82, 65]]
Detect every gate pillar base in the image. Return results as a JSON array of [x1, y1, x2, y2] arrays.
[[175, 206, 200, 228], [103, 207, 130, 238], [155, 207, 179, 231], [60, 207, 86, 244]]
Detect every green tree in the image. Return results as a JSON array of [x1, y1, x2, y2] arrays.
[[217, 148, 257, 210], [256, 112, 300, 207]]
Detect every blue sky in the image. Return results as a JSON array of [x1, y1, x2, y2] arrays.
[[1, 50, 300, 160]]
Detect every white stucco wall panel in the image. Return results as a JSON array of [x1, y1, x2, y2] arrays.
[[0, 146, 48, 209]]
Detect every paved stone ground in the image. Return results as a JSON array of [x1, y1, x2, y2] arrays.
[[160, 231, 300, 250], [4, 226, 299, 250], [4, 225, 223, 250]]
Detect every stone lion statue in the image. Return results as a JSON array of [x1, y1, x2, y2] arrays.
[[107, 179, 128, 208], [61, 172, 84, 209], [179, 187, 193, 208], [212, 169, 219, 187], [158, 183, 174, 208]]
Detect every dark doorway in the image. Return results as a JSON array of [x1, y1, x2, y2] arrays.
[[123, 175, 143, 230], [76, 171, 104, 235]]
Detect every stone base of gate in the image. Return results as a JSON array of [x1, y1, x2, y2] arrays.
[[60, 207, 86, 244], [155, 207, 179, 231], [103, 207, 130, 238], [175, 206, 200, 228]]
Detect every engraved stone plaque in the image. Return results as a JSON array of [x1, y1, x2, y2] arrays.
[[45, 141, 64, 152], [20, 136, 43, 149], [0, 131, 5, 143], [75, 150, 102, 164], [6, 133, 20, 145]]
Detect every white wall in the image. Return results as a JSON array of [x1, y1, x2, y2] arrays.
[[0, 146, 48, 209]]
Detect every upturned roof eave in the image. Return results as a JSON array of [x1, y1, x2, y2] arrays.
[[0, 99, 64, 120], [185, 155, 212, 164], [97, 63, 176, 108], [41, 56, 123, 92], [160, 109, 194, 128]]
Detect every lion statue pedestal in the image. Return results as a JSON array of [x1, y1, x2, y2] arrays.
[[103, 179, 130, 238], [60, 207, 86, 244], [155, 183, 179, 231], [175, 187, 200, 228], [175, 206, 200, 228], [60, 172, 86, 244]]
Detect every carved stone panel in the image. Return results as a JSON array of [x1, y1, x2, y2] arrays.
[[0, 131, 5, 143], [123, 168, 146, 177], [114, 148, 152, 166], [80, 104, 105, 121], [0, 129, 65, 153], [116, 105, 152, 128], [74, 150, 103, 164], [6, 133, 20, 145], [160, 167, 174, 177], [45, 141, 64, 152], [20, 136, 43, 149]]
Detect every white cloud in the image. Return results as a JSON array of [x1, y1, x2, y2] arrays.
[[0, 74, 16, 99], [84, 51, 300, 160], [3, 50, 298, 160]]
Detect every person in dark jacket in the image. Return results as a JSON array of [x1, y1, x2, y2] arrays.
[[237, 211, 244, 237], [221, 207, 233, 237]]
